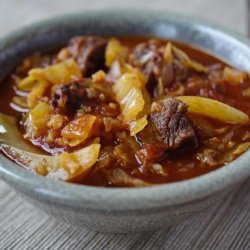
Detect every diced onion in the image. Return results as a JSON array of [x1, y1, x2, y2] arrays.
[[223, 67, 248, 84], [17, 76, 46, 91], [114, 73, 145, 102], [27, 82, 49, 107], [28, 102, 51, 137], [1, 143, 100, 181], [164, 42, 208, 73], [113, 72, 148, 134], [121, 87, 145, 122], [129, 115, 148, 136], [48, 143, 100, 180], [61, 115, 97, 147], [105, 38, 128, 67], [29, 58, 81, 84]]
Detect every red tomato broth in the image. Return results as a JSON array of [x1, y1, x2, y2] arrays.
[[0, 36, 249, 187]]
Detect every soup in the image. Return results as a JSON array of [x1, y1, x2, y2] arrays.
[[0, 36, 249, 187]]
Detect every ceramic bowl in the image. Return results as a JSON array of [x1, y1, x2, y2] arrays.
[[0, 10, 250, 233]]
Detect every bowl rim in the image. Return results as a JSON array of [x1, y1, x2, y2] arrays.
[[0, 9, 250, 211]]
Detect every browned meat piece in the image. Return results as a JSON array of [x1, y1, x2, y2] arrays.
[[68, 36, 107, 76], [51, 80, 89, 114], [129, 40, 164, 94], [129, 40, 163, 80], [161, 59, 189, 88], [129, 40, 191, 97], [150, 98, 197, 147], [138, 98, 198, 161], [51, 79, 116, 115]]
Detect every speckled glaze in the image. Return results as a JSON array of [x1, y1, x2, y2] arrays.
[[0, 10, 250, 233]]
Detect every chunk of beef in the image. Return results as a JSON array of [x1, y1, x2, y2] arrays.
[[161, 60, 189, 88], [51, 80, 88, 114], [150, 98, 197, 148], [51, 79, 116, 115], [129, 40, 191, 97], [129, 40, 164, 94], [138, 98, 197, 161], [68, 36, 107, 76], [129, 40, 163, 80]]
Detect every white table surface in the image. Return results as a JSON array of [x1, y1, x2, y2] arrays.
[[0, 0, 249, 249]]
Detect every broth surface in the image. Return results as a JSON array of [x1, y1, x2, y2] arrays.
[[0, 36, 249, 187]]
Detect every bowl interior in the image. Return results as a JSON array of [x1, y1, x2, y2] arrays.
[[0, 10, 250, 211]]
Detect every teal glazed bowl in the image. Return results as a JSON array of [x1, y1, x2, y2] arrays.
[[0, 10, 250, 233]]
